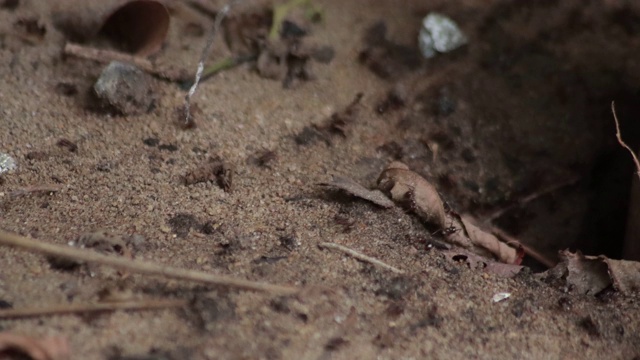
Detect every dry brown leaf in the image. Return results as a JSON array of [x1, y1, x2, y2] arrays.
[[377, 161, 519, 264], [319, 175, 394, 208], [543, 251, 612, 295], [442, 249, 524, 278], [457, 216, 518, 264], [377, 161, 446, 228], [0, 332, 70, 360], [603, 257, 640, 293]]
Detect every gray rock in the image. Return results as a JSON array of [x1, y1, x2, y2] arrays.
[[0, 152, 16, 175], [418, 13, 468, 59], [93, 61, 155, 115]]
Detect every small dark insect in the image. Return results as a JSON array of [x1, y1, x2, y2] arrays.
[[255, 149, 277, 168], [334, 213, 356, 233], [56, 138, 77, 152], [431, 226, 460, 237]]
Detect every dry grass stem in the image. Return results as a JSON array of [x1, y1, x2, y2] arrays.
[[184, 1, 238, 124], [319, 242, 405, 274], [612, 101, 640, 180], [0, 299, 188, 319], [0, 229, 298, 295]]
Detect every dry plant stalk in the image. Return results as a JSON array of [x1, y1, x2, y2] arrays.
[[319, 242, 405, 274], [184, 0, 239, 124], [0, 229, 297, 295], [612, 101, 640, 180], [0, 299, 187, 319]]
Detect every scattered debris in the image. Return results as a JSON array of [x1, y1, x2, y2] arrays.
[[184, 156, 233, 192], [543, 251, 640, 295], [220, 2, 331, 88], [0, 152, 17, 175], [0, 332, 69, 360], [0, 229, 299, 294], [418, 13, 468, 59], [294, 93, 363, 146], [56, 139, 77, 153], [318, 242, 405, 274], [491, 292, 511, 303], [54, 82, 78, 96], [167, 213, 200, 238], [175, 103, 201, 129], [0, 299, 187, 319], [249, 149, 278, 168], [319, 175, 394, 208], [359, 21, 422, 79], [93, 61, 156, 115], [71, 230, 132, 258], [49, 230, 134, 275], [13, 17, 46, 44]]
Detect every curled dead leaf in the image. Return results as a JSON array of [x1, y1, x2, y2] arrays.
[[543, 251, 640, 295], [377, 161, 446, 228], [377, 161, 519, 264], [456, 216, 518, 264], [319, 175, 394, 208], [0, 332, 70, 360]]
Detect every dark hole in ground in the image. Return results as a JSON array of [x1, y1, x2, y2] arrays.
[[378, 0, 640, 264]]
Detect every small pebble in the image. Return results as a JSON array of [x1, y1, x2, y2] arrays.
[[94, 61, 155, 115], [0, 152, 17, 175], [418, 13, 468, 59]]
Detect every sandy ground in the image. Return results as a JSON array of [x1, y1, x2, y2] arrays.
[[1, 0, 640, 359]]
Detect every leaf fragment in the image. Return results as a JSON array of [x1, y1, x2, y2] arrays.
[[319, 175, 394, 208]]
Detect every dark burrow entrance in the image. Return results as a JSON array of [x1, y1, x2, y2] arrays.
[[373, 0, 640, 266]]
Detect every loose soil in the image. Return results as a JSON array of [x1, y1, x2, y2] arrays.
[[1, 0, 640, 359]]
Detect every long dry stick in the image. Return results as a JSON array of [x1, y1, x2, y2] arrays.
[[612, 101, 640, 180], [319, 242, 405, 274], [0, 230, 298, 295], [64, 43, 187, 82], [0, 299, 187, 319]]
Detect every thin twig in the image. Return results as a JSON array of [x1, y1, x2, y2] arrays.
[[0, 229, 298, 295], [612, 101, 640, 180], [8, 184, 64, 198], [319, 242, 405, 274], [0, 299, 188, 319], [184, 1, 238, 125], [64, 43, 187, 82]]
